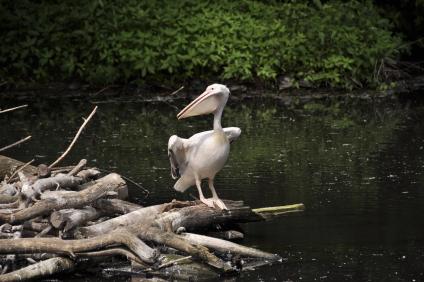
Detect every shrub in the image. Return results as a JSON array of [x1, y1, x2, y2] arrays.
[[0, 0, 406, 89]]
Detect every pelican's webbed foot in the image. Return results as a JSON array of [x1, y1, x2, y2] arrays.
[[200, 197, 216, 209], [212, 198, 228, 210], [200, 197, 228, 210]]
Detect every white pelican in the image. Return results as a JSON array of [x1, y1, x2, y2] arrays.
[[168, 84, 241, 209]]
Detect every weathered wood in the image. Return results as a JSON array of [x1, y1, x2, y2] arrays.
[[21, 173, 82, 201], [50, 207, 102, 232], [253, 203, 305, 219], [77, 247, 147, 265], [132, 226, 234, 273], [0, 196, 18, 205], [67, 159, 87, 176], [0, 229, 157, 264], [154, 202, 264, 232], [22, 221, 51, 232], [76, 201, 192, 238], [180, 233, 281, 260], [0, 155, 37, 179], [76, 169, 101, 181], [0, 257, 74, 282], [0, 173, 127, 224], [94, 198, 143, 215]]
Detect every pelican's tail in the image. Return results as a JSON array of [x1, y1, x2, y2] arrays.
[[174, 174, 193, 192]]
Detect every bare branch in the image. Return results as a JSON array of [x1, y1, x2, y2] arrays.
[[0, 104, 28, 114], [0, 136, 32, 153], [170, 86, 184, 95], [49, 106, 97, 168]]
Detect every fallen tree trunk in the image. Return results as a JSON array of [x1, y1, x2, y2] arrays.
[[21, 173, 83, 201], [0, 257, 74, 282], [180, 232, 280, 260], [75, 201, 192, 238], [50, 207, 102, 232], [0, 229, 157, 264], [0, 173, 127, 224]]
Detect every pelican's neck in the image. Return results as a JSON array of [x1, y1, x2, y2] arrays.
[[213, 106, 224, 132]]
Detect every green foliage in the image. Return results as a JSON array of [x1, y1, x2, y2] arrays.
[[0, 0, 406, 89]]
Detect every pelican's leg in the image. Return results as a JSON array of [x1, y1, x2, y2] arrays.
[[208, 178, 227, 210], [196, 177, 214, 208]]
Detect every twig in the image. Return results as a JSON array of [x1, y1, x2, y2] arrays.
[[91, 85, 113, 96], [49, 106, 98, 168], [157, 255, 192, 270], [0, 135, 32, 152], [0, 104, 28, 114], [7, 159, 35, 183], [170, 86, 184, 96]]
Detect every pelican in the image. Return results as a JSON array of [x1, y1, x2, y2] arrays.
[[168, 84, 241, 210]]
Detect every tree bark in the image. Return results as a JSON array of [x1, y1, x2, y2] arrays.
[[0, 229, 157, 264], [0, 173, 127, 224], [75, 201, 192, 238], [50, 206, 102, 232], [0, 257, 74, 282], [180, 232, 280, 260], [94, 198, 143, 215]]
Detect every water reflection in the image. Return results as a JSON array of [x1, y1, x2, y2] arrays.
[[1, 97, 424, 281]]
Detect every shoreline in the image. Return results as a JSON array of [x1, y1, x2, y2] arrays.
[[1, 75, 423, 104]]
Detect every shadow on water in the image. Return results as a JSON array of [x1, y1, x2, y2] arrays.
[[1, 95, 424, 281]]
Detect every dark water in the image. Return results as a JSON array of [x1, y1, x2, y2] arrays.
[[1, 96, 424, 281]]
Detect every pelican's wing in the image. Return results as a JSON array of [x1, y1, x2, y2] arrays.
[[168, 135, 189, 179], [223, 127, 242, 143]]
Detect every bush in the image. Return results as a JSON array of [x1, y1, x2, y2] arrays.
[[0, 0, 406, 89]]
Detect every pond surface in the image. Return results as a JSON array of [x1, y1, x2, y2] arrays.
[[1, 95, 424, 281]]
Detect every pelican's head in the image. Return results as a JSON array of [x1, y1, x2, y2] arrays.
[[177, 84, 230, 119]]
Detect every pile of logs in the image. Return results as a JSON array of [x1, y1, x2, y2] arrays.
[[0, 155, 305, 281], [0, 105, 305, 280]]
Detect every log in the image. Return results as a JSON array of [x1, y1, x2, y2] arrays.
[[154, 202, 264, 232], [0, 156, 37, 179], [156, 202, 305, 232], [0, 173, 127, 224], [21, 173, 83, 201], [0, 229, 157, 264], [22, 221, 51, 232], [180, 233, 281, 260], [76, 201, 192, 238], [0, 257, 74, 282], [0, 196, 18, 205], [77, 247, 146, 265], [50, 207, 102, 232], [76, 169, 101, 181], [132, 226, 234, 273], [94, 198, 143, 215]]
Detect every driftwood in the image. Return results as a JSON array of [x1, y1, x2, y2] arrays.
[[0, 155, 305, 281], [0, 173, 127, 224], [0, 257, 74, 282], [93, 198, 143, 214], [50, 207, 102, 232]]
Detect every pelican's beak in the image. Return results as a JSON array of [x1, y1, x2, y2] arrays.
[[177, 89, 220, 119]]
